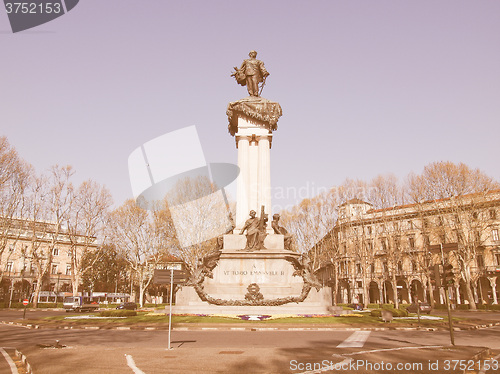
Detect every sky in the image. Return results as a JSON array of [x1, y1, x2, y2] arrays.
[[1, 0, 499, 214]]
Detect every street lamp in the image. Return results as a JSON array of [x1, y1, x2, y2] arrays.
[[8, 268, 14, 309]]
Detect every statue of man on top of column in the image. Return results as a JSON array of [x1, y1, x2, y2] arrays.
[[231, 50, 270, 97]]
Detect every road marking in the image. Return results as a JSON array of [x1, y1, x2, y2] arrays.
[[344, 345, 444, 356], [337, 331, 371, 348], [0, 347, 19, 374], [125, 354, 145, 374]]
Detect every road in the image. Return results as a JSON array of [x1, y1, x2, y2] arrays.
[[0, 310, 499, 374]]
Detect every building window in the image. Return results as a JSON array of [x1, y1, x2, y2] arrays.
[[423, 235, 430, 248], [397, 261, 403, 273], [366, 240, 373, 251], [53, 247, 59, 256], [51, 264, 58, 275], [408, 235, 415, 250], [370, 263, 375, 273], [490, 209, 497, 219], [411, 261, 417, 272], [66, 265, 71, 275], [356, 263, 362, 274], [474, 231, 481, 243], [381, 238, 387, 251], [6, 262, 13, 273], [492, 229, 499, 242], [476, 254, 484, 268]]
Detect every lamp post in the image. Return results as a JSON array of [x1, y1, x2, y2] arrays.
[[439, 243, 455, 346], [8, 268, 14, 308]]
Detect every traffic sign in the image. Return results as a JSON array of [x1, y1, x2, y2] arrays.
[[153, 269, 189, 285], [23, 299, 29, 306]]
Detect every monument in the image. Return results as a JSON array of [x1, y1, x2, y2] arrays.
[[173, 51, 332, 314]]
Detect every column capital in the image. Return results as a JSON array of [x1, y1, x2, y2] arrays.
[[256, 133, 273, 148], [235, 134, 251, 142], [235, 135, 251, 148]]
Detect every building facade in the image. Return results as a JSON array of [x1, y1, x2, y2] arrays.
[[0, 218, 97, 304], [315, 191, 500, 307]]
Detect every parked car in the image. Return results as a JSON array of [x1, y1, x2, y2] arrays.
[[116, 302, 137, 310], [407, 302, 432, 314]]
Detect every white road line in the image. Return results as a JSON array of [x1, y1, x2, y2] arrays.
[[337, 331, 371, 348], [344, 345, 444, 356], [125, 354, 146, 374], [0, 347, 19, 374]]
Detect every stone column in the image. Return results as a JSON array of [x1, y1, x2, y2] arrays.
[[248, 137, 259, 214], [235, 136, 250, 229], [257, 134, 272, 230]]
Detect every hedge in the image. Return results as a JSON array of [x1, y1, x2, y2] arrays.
[[99, 310, 137, 317], [370, 308, 408, 318]]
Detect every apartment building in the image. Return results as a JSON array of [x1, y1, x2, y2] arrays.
[[315, 191, 500, 306]]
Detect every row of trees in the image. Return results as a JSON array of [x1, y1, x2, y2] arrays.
[[0, 137, 227, 307], [0, 137, 115, 306], [280, 161, 500, 309]]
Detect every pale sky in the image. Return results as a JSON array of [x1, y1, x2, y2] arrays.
[[1, 0, 499, 213]]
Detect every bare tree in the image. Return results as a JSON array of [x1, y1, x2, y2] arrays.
[[0, 137, 32, 284], [25, 166, 74, 307], [166, 176, 232, 272], [280, 187, 339, 269], [110, 199, 176, 307], [66, 180, 113, 296], [405, 161, 500, 310]]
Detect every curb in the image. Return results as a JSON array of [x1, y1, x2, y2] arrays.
[[15, 349, 34, 374], [3, 320, 500, 332]]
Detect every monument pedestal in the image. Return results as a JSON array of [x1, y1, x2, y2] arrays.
[[172, 234, 333, 315]]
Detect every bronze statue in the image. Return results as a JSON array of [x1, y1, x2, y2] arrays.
[[231, 50, 269, 97], [216, 212, 235, 249], [271, 213, 293, 250], [284, 254, 322, 291], [240, 208, 268, 251], [256, 211, 268, 249], [239, 210, 259, 250]]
